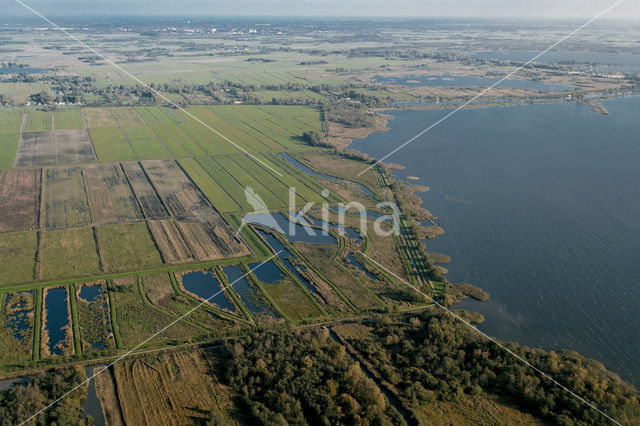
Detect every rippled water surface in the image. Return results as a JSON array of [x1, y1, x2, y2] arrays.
[[350, 97, 640, 386]]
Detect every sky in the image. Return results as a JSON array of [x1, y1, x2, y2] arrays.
[[3, 0, 640, 19]]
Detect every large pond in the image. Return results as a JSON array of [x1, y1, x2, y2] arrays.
[[349, 97, 640, 387], [43, 288, 70, 356], [244, 212, 338, 245], [180, 270, 237, 312]]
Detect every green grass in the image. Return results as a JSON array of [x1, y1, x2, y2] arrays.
[[293, 242, 378, 310], [0, 133, 19, 168], [230, 154, 306, 206], [257, 275, 323, 321], [89, 127, 137, 162], [121, 125, 170, 159], [214, 156, 286, 209], [24, 110, 52, 132], [137, 106, 200, 155], [195, 156, 253, 210], [54, 109, 85, 129], [178, 158, 240, 213], [140, 273, 222, 331], [110, 276, 200, 347], [0, 231, 37, 286], [97, 223, 163, 273], [0, 109, 24, 133], [41, 228, 101, 280]]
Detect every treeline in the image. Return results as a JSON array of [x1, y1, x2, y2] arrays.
[[0, 368, 90, 425], [339, 312, 639, 425], [221, 328, 405, 425]]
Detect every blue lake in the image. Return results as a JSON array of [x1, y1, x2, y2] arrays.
[[180, 271, 237, 312], [374, 74, 575, 91], [350, 97, 640, 386], [43, 288, 70, 356]]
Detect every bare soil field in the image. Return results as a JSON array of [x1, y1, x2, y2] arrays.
[[0, 168, 41, 232], [120, 162, 170, 220], [43, 166, 91, 229], [15, 130, 96, 167], [148, 219, 247, 263], [83, 164, 143, 224], [141, 159, 218, 220]]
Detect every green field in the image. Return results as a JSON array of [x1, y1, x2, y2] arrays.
[[41, 228, 101, 279], [0, 231, 37, 286], [0, 133, 19, 168], [23, 110, 52, 132], [178, 158, 240, 213], [97, 223, 163, 272], [89, 127, 137, 162], [110, 276, 200, 347], [54, 109, 85, 130]]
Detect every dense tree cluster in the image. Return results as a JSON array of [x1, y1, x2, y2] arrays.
[[222, 328, 405, 425], [343, 313, 639, 425], [0, 368, 90, 426]]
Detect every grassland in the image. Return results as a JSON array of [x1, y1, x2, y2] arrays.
[[89, 127, 136, 162], [40, 228, 101, 279], [177, 158, 240, 213], [0, 291, 34, 366], [293, 242, 379, 310], [97, 223, 163, 272], [23, 110, 52, 132], [141, 272, 226, 331], [254, 274, 322, 321], [0, 231, 37, 286], [0, 133, 20, 169], [54, 109, 85, 130], [75, 281, 115, 352], [109, 276, 201, 347]]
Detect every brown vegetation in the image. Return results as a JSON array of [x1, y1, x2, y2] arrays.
[[15, 130, 96, 167], [0, 168, 41, 232]]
